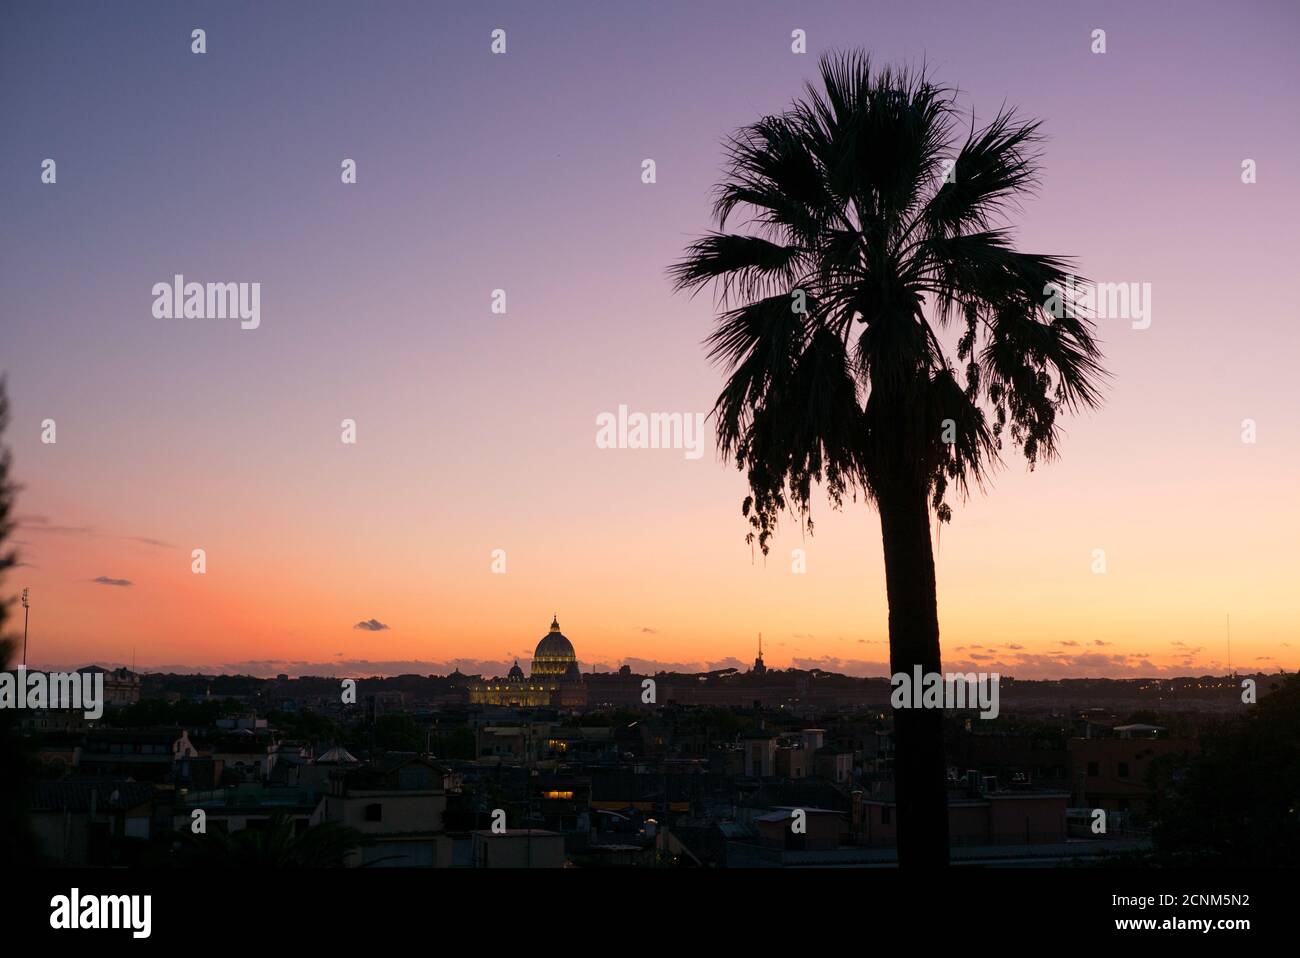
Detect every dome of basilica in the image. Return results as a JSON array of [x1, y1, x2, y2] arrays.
[[471, 616, 586, 708], [531, 615, 577, 679]]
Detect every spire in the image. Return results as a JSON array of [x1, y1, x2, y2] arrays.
[[550, 614, 561, 632]]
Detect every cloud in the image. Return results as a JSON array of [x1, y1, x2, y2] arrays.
[[354, 618, 390, 632], [638, 627, 657, 634], [125, 536, 177, 549], [21, 515, 95, 537], [790, 656, 889, 677], [20, 514, 173, 550], [574, 656, 754, 675], [611, 655, 749, 674], [192, 657, 553, 679], [934, 648, 1242, 679], [91, 576, 132, 587]]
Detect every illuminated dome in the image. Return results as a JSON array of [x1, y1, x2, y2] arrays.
[[470, 616, 586, 708], [531, 615, 577, 679]]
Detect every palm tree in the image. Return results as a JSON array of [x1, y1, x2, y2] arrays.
[[172, 813, 365, 868], [671, 53, 1105, 867]]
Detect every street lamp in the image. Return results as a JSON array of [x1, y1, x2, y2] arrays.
[[21, 587, 30, 669]]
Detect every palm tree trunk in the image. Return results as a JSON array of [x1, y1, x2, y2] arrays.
[[878, 481, 950, 867]]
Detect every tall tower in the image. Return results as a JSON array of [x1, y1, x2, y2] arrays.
[[753, 633, 766, 675], [1227, 613, 1233, 679]]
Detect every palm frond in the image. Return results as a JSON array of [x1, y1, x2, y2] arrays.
[[670, 50, 1107, 549], [669, 232, 804, 305]]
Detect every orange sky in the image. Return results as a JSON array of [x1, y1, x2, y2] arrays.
[[10, 406, 1297, 678]]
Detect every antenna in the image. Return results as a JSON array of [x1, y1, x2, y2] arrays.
[[20, 588, 30, 669], [1226, 613, 1232, 678]]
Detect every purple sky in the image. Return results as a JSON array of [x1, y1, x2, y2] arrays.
[[2, 0, 1297, 677]]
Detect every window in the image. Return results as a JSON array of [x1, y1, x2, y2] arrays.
[[364, 803, 383, 823], [1087, 761, 1099, 777], [1117, 762, 1129, 778], [881, 807, 891, 825]]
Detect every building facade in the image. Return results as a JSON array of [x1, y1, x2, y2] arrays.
[[470, 616, 586, 708]]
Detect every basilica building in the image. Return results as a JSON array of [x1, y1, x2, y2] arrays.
[[470, 616, 586, 708]]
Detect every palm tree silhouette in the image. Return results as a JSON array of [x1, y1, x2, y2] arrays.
[[671, 52, 1106, 867], [172, 813, 365, 868]]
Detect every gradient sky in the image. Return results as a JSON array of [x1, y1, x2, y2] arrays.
[[2, 0, 1297, 679]]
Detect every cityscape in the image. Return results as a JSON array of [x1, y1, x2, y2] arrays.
[[2, 615, 1291, 870], [2, 0, 1295, 943]]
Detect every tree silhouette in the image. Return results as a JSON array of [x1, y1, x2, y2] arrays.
[[0, 379, 37, 867], [172, 813, 365, 868], [672, 53, 1105, 867], [1149, 675, 1300, 866]]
